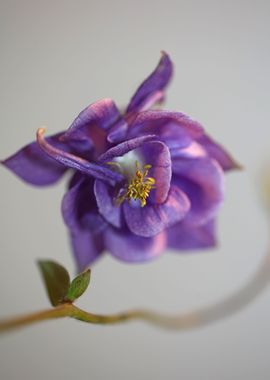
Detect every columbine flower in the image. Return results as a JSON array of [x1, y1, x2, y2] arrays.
[[2, 52, 239, 270]]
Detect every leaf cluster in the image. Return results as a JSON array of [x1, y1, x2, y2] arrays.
[[38, 261, 91, 306]]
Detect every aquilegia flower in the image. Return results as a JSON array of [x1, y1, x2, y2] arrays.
[[2, 52, 238, 270]]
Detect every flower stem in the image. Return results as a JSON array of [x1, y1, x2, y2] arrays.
[[0, 303, 198, 333], [0, 304, 72, 333], [1, 244, 270, 334]]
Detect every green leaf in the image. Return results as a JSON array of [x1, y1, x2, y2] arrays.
[[65, 269, 91, 302], [38, 260, 70, 306]]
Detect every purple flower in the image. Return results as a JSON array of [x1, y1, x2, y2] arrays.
[[2, 52, 239, 270]]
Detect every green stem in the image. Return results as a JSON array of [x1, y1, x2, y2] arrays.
[[0, 304, 72, 333], [1, 245, 270, 334], [0, 303, 198, 333]]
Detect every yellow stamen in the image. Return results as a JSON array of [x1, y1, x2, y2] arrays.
[[117, 161, 155, 207]]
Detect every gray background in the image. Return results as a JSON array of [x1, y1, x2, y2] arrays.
[[1, 0, 270, 379]]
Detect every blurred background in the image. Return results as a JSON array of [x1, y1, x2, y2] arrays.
[[1, 1, 270, 379]]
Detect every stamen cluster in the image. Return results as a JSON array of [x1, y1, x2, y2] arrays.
[[118, 162, 155, 207]]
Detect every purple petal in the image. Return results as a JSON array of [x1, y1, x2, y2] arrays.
[[197, 134, 241, 171], [126, 117, 193, 150], [107, 121, 128, 144], [37, 128, 123, 185], [94, 179, 123, 228], [136, 140, 172, 204], [104, 227, 166, 262], [126, 52, 173, 114], [123, 185, 190, 238], [172, 157, 224, 225], [62, 98, 125, 140], [130, 110, 204, 140], [167, 219, 216, 250], [69, 229, 104, 272], [2, 132, 68, 186], [170, 141, 207, 160], [98, 135, 155, 162], [62, 175, 106, 271], [62, 99, 127, 157], [63, 174, 105, 234]]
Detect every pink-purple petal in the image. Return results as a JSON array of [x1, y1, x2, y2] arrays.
[[107, 121, 128, 144], [62, 98, 125, 141], [62, 176, 105, 271], [69, 228, 104, 272], [123, 185, 190, 238], [172, 157, 224, 225], [198, 134, 241, 171], [127, 118, 193, 152], [136, 140, 172, 204], [170, 141, 207, 159], [37, 129, 123, 185], [94, 179, 123, 228], [98, 135, 155, 162], [105, 227, 166, 262], [137, 90, 165, 112], [2, 133, 68, 186], [126, 52, 173, 114], [167, 219, 216, 250], [130, 110, 204, 139]]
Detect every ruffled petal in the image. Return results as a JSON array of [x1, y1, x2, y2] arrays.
[[129, 110, 204, 140], [167, 219, 216, 250], [37, 128, 123, 185], [126, 117, 193, 151], [62, 175, 106, 271], [123, 185, 190, 238], [170, 141, 207, 159], [126, 52, 173, 114], [61, 99, 127, 157], [98, 135, 155, 162], [104, 227, 166, 262], [62, 98, 125, 138], [136, 140, 172, 204], [107, 121, 128, 144], [94, 179, 123, 228], [197, 134, 241, 171], [69, 229, 104, 272], [172, 157, 224, 225], [2, 132, 68, 186]]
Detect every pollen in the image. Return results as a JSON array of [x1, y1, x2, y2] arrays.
[[117, 161, 155, 207]]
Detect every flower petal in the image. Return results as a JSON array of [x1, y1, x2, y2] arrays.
[[126, 118, 193, 151], [69, 229, 104, 272], [94, 179, 123, 228], [98, 135, 155, 162], [62, 175, 106, 271], [104, 227, 166, 262], [136, 140, 172, 204], [167, 219, 216, 250], [197, 134, 241, 171], [126, 52, 173, 114], [107, 121, 128, 144], [130, 110, 204, 140], [172, 157, 224, 225], [37, 128, 123, 185], [61, 99, 127, 157], [170, 141, 207, 159], [62, 98, 125, 140], [2, 133, 68, 186], [123, 185, 190, 238]]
